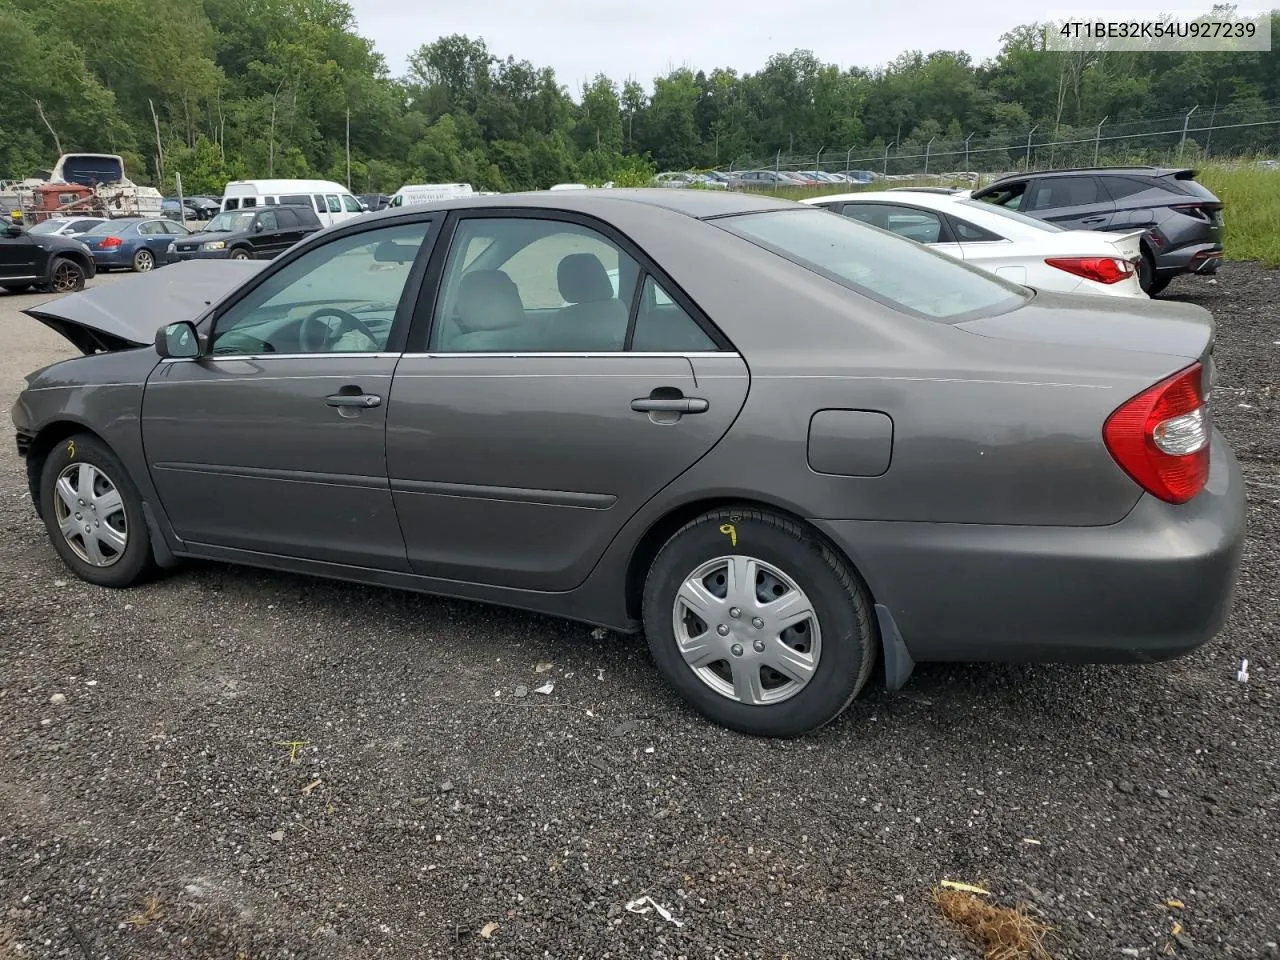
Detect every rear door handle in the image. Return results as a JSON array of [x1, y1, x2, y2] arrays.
[[1081, 216, 1108, 224], [325, 393, 381, 408], [631, 397, 708, 414]]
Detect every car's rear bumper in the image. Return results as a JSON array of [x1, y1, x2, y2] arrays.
[[813, 430, 1245, 664], [1156, 241, 1224, 276]]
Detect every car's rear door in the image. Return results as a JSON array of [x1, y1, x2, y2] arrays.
[[140, 215, 439, 569], [1023, 176, 1115, 230], [384, 211, 749, 592]]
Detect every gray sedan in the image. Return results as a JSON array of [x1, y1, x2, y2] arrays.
[[11, 190, 1246, 737]]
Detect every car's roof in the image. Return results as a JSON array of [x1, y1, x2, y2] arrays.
[[985, 166, 1192, 186], [801, 190, 965, 211], [355, 187, 799, 223]]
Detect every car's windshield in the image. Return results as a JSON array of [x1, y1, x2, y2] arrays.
[[27, 221, 64, 235], [716, 208, 1029, 322], [205, 211, 257, 233], [955, 197, 1065, 232]]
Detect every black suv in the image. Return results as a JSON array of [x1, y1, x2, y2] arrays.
[[970, 167, 1224, 295], [167, 204, 322, 264], [0, 215, 97, 294]]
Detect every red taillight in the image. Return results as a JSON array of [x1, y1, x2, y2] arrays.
[[1103, 362, 1210, 504], [1044, 256, 1134, 284], [98, 236, 122, 250]]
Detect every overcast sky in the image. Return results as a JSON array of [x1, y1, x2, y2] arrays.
[[346, 0, 1250, 95]]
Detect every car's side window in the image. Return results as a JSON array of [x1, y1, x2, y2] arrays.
[[313, 194, 326, 214], [1026, 177, 1102, 211], [950, 218, 1003, 242], [257, 210, 279, 230], [209, 221, 432, 357], [978, 181, 1027, 210], [138, 221, 164, 236], [430, 217, 640, 353], [242, 198, 258, 208], [840, 204, 944, 244], [326, 195, 342, 213], [342, 194, 362, 213], [225, 199, 240, 210], [163, 221, 188, 235], [631, 276, 717, 352], [1102, 176, 1157, 201]]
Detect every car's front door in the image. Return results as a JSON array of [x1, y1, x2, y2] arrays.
[[0, 226, 40, 283], [385, 213, 749, 591], [248, 209, 283, 257], [141, 217, 437, 568]]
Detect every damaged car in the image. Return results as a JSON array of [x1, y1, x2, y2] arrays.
[[11, 190, 1246, 737]]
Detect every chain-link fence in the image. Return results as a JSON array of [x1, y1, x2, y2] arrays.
[[722, 99, 1280, 183]]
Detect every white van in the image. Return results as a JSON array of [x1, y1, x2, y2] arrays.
[[221, 179, 363, 228], [389, 183, 475, 208]]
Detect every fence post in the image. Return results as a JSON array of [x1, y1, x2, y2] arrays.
[[774, 149, 781, 192], [883, 140, 895, 178], [1179, 105, 1199, 162], [1025, 125, 1037, 170], [815, 146, 824, 172], [964, 132, 974, 172], [846, 146, 854, 173], [923, 137, 935, 175], [1093, 116, 1109, 165]]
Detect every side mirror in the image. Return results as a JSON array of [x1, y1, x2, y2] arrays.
[[155, 320, 200, 359], [253, 220, 265, 232]]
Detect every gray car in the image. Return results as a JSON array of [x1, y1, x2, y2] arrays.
[[10, 190, 1246, 737]]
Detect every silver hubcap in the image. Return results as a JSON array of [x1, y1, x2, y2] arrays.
[[136, 251, 153, 271], [53, 463, 128, 567], [672, 555, 821, 706]]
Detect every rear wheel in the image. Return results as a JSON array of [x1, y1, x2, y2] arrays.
[[132, 248, 155, 272], [642, 507, 876, 737], [39, 432, 156, 588], [1138, 251, 1172, 296], [49, 257, 86, 293]]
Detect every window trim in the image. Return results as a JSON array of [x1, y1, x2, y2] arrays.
[[403, 208, 736, 355], [194, 212, 441, 358]]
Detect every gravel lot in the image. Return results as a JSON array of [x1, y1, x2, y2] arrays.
[[1, 267, 1277, 960]]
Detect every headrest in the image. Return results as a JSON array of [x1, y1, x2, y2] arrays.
[[557, 253, 614, 304], [455, 270, 524, 332]]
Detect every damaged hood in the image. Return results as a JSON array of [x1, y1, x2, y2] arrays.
[[23, 259, 267, 354]]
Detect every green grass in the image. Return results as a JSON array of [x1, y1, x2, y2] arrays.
[[745, 163, 1280, 266]]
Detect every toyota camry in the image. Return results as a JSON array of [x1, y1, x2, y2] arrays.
[[11, 189, 1246, 737]]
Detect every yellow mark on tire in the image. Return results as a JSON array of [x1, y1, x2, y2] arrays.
[[719, 522, 738, 547], [66, 439, 76, 459]]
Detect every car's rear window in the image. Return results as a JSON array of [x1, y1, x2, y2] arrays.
[[715, 208, 1029, 322]]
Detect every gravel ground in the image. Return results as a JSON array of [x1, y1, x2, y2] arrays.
[[0, 266, 1277, 960]]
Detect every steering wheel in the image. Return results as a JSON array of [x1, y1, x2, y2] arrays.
[[298, 307, 380, 353]]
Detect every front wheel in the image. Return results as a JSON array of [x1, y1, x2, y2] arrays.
[[132, 248, 155, 272], [49, 257, 86, 293], [39, 433, 156, 588], [229, 248, 251, 261], [642, 508, 876, 737]]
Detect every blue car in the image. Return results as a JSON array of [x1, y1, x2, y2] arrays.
[[80, 217, 193, 272]]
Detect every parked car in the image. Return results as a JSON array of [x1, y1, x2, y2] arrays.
[[160, 199, 185, 221], [360, 193, 392, 211], [0, 213, 95, 293], [12, 190, 1243, 737], [970, 167, 1224, 295], [167, 205, 323, 263], [163, 196, 221, 220], [804, 190, 1147, 298], [80, 217, 192, 272], [26, 216, 107, 239], [220, 178, 364, 229], [727, 170, 811, 189]]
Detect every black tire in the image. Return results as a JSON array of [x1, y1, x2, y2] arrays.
[[229, 248, 251, 261], [1, 283, 32, 293], [642, 507, 876, 737], [49, 257, 86, 293], [1147, 273, 1172, 297], [1137, 251, 1157, 294], [39, 432, 156, 588], [132, 248, 155, 272]]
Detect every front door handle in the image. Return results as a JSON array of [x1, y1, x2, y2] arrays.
[[631, 396, 708, 414], [325, 393, 381, 408], [1080, 216, 1108, 224]]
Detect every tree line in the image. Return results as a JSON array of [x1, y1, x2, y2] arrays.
[[2, 0, 1277, 196]]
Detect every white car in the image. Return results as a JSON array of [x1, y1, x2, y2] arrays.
[[803, 190, 1146, 298]]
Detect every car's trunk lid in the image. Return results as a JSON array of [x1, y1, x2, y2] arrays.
[[22, 258, 266, 354], [957, 290, 1217, 392]]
